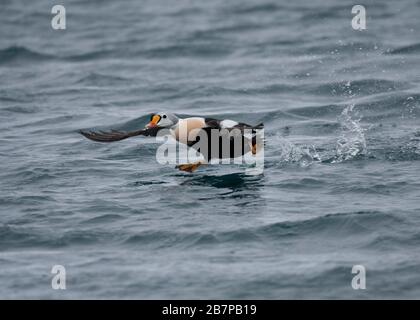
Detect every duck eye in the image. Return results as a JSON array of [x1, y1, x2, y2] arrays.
[[162, 115, 167, 118]]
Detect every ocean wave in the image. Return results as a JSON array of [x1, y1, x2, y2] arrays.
[[0, 224, 118, 249], [0, 105, 39, 114], [329, 180, 413, 196], [0, 46, 119, 65], [308, 79, 409, 97], [0, 210, 408, 251], [271, 177, 326, 189], [75, 73, 131, 86], [140, 43, 234, 58], [65, 49, 115, 61], [124, 231, 221, 247], [285, 92, 418, 125], [123, 210, 402, 249], [82, 214, 125, 224], [299, 4, 349, 21], [386, 43, 420, 55], [0, 89, 33, 104], [0, 46, 53, 64], [368, 141, 420, 161], [359, 93, 420, 121], [227, 3, 281, 15], [289, 41, 380, 55], [14, 114, 86, 129], [254, 211, 402, 238], [284, 104, 342, 119], [2, 168, 57, 185], [367, 230, 420, 250], [100, 144, 158, 160], [0, 195, 55, 207]]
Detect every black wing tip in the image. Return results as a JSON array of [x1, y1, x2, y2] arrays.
[[79, 128, 134, 143], [79, 129, 109, 142], [78, 129, 90, 137]]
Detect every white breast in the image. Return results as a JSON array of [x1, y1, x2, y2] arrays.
[[220, 119, 238, 128], [173, 117, 206, 144]]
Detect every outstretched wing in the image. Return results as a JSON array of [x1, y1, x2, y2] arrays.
[[79, 127, 160, 143]]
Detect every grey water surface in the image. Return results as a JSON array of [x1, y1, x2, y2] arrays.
[[0, 0, 419, 298]]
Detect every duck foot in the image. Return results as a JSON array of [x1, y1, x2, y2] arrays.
[[176, 161, 204, 173], [251, 143, 257, 155]]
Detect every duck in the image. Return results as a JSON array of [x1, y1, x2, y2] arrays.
[[80, 112, 263, 172]]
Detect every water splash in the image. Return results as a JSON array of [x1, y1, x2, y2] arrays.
[[333, 105, 366, 162], [271, 134, 321, 167], [401, 96, 418, 120]]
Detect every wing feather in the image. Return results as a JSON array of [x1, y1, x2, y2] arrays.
[[79, 127, 160, 142]]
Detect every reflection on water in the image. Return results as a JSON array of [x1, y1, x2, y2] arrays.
[[181, 172, 263, 190], [180, 172, 265, 209]]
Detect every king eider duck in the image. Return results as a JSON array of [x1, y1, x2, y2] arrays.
[[80, 112, 264, 172]]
